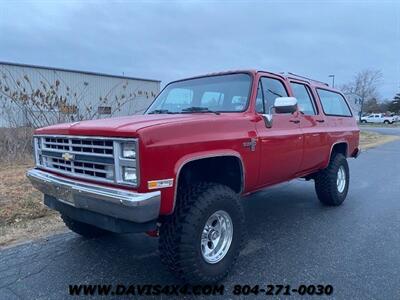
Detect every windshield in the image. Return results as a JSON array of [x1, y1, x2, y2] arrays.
[[145, 73, 251, 114]]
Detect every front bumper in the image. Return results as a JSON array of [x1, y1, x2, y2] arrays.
[[26, 169, 161, 223]]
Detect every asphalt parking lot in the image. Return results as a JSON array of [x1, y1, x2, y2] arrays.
[[1, 140, 400, 299], [361, 126, 400, 136]]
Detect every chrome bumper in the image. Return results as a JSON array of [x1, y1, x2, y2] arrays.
[[26, 169, 160, 223]]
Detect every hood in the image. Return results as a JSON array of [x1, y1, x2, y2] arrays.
[[35, 114, 212, 137]]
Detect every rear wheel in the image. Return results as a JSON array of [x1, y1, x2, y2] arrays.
[[61, 215, 110, 238], [361, 120, 367, 124], [159, 183, 245, 283], [314, 153, 349, 206]]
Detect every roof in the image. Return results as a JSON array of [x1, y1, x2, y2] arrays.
[[281, 72, 329, 87], [0, 61, 161, 83], [170, 69, 331, 88]]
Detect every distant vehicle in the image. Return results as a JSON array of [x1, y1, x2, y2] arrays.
[[360, 113, 396, 124], [390, 114, 400, 122]]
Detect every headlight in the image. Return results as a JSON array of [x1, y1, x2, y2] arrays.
[[123, 167, 137, 184], [115, 139, 138, 186], [122, 142, 136, 159]]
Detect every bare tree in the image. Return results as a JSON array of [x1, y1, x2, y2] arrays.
[[341, 69, 383, 120], [0, 72, 144, 128], [0, 66, 156, 163]]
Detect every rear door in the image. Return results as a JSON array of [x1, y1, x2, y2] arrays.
[[255, 75, 303, 186], [289, 81, 329, 173]]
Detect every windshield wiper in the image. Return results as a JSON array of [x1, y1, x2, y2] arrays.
[[148, 109, 175, 114], [181, 106, 220, 115]]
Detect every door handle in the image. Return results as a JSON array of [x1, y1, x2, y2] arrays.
[[316, 119, 325, 123], [289, 120, 300, 124]]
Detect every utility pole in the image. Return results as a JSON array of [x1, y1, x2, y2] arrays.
[[328, 74, 335, 88], [358, 96, 364, 121]]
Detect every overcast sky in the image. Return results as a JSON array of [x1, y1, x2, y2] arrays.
[[1, 0, 399, 99]]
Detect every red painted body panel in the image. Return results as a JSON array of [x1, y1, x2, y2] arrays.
[[35, 70, 360, 216]]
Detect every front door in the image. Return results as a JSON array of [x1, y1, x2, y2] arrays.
[[255, 76, 303, 187]]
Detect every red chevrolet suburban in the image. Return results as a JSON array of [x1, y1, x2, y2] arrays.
[[27, 70, 360, 283]]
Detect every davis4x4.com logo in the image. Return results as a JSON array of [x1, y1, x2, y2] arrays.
[[69, 284, 334, 297], [69, 284, 224, 296]]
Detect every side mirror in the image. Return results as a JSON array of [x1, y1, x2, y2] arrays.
[[274, 97, 298, 114], [261, 97, 298, 128]]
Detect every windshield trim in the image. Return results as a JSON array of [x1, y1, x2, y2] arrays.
[[144, 71, 254, 114]]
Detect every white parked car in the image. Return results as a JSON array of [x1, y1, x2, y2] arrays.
[[360, 113, 396, 124]]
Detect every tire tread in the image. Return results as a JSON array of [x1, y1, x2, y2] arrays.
[[159, 182, 245, 283], [314, 153, 349, 206]]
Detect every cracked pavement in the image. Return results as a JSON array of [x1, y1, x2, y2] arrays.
[[1, 140, 400, 299]]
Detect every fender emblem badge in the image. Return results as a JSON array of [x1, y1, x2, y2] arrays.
[[243, 138, 257, 151]]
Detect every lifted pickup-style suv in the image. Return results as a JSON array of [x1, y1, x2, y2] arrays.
[[27, 70, 360, 283]]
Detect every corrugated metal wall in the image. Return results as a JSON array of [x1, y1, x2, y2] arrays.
[[0, 63, 160, 127]]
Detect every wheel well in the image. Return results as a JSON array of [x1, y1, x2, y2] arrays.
[[331, 142, 348, 158], [178, 156, 243, 193]]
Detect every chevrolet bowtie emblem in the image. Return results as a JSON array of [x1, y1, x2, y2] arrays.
[[62, 152, 74, 161]]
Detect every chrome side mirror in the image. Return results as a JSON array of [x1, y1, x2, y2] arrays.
[[262, 97, 298, 128], [274, 97, 298, 114]]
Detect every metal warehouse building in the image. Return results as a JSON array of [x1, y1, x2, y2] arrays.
[[0, 62, 160, 127]]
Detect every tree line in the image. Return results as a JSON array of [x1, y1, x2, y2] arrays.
[[341, 70, 400, 119]]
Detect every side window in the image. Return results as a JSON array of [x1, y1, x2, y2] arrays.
[[290, 82, 317, 115], [317, 89, 352, 117], [260, 77, 289, 113]]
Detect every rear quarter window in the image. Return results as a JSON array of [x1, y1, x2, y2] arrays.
[[316, 89, 352, 117]]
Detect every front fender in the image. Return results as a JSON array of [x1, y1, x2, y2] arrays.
[[157, 150, 245, 215]]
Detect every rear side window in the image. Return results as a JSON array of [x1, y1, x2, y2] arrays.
[[317, 89, 352, 117], [290, 82, 317, 115]]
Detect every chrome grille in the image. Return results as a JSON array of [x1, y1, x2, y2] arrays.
[[43, 137, 113, 156], [34, 135, 138, 186]]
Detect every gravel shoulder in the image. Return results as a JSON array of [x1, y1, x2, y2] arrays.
[[0, 163, 66, 248]]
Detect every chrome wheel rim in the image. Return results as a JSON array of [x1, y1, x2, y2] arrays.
[[200, 210, 233, 264], [337, 166, 346, 193]]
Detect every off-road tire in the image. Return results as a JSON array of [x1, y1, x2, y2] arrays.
[[314, 153, 349, 206], [159, 183, 245, 283], [61, 214, 110, 238]]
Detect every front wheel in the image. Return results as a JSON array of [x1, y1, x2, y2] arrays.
[[159, 183, 245, 283], [314, 153, 349, 206], [384, 120, 389, 124]]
